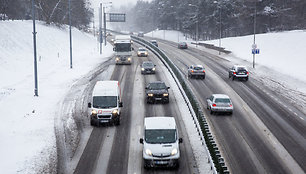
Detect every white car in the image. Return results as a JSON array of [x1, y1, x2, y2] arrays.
[[207, 94, 233, 115], [137, 47, 148, 57], [140, 117, 182, 169]]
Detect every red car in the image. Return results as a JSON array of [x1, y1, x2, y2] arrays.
[[178, 42, 188, 49]]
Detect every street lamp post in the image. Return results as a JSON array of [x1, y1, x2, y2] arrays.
[[253, 1, 257, 68], [214, 1, 222, 55], [32, 0, 38, 96], [188, 4, 199, 47], [69, 0, 72, 68]]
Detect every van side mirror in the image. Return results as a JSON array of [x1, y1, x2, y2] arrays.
[[132, 47, 134, 51], [88, 102, 92, 108], [140, 138, 144, 144], [145, 87, 148, 89], [167, 87, 170, 89], [113, 47, 115, 51], [179, 138, 183, 143], [154, 65, 156, 67], [119, 102, 123, 107]]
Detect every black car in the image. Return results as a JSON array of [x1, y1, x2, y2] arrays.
[[141, 61, 156, 74], [229, 65, 249, 81], [145, 81, 170, 104]]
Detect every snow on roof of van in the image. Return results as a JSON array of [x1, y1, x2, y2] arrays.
[[145, 117, 176, 130], [92, 81, 119, 96]]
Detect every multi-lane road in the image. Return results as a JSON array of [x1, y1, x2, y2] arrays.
[[59, 37, 305, 174]]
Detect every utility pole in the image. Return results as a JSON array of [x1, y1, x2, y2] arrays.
[[253, 1, 257, 68], [103, 6, 107, 46], [32, 0, 38, 97], [69, 0, 72, 69], [99, 3, 102, 54]]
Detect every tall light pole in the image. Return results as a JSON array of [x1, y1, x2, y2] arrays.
[[68, 0, 72, 69], [188, 4, 199, 47], [214, 1, 222, 55], [99, 3, 102, 54], [32, 0, 38, 96], [253, 1, 257, 68]]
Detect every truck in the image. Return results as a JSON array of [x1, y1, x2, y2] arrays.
[[88, 81, 123, 126], [139, 117, 183, 168], [113, 35, 133, 65]]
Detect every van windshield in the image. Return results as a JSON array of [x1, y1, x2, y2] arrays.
[[145, 129, 176, 144], [93, 96, 117, 108]]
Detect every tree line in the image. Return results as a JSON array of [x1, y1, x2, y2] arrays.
[[0, 0, 93, 30], [127, 0, 306, 40]]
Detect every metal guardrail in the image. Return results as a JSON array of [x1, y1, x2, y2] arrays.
[[132, 36, 229, 174], [191, 42, 232, 54]]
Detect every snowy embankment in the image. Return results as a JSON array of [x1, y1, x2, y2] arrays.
[[146, 29, 306, 113], [0, 20, 113, 173]]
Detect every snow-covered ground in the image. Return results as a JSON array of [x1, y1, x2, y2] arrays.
[[0, 20, 113, 173], [146, 29, 306, 113]]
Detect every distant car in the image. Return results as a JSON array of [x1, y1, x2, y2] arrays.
[[150, 40, 158, 47], [137, 47, 148, 57], [229, 65, 249, 81], [145, 81, 169, 104], [206, 94, 233, 115], [178, 42, 188, 49], [188, 65, 205, 79], [141, 61, 156, 74], [138, 32, 144, 37]]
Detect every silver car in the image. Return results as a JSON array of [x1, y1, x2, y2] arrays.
[[207, 94, 233, 115], [188, 65, 205, 79]]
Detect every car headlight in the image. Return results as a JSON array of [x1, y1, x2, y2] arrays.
[[152, 68, 156, 71], [145, 52, 148, 55], [163, 93, 168, 97], [112, 109, 118, 115], [171, 148, 178, 156], [145, 149, 152, 156], [91, 109, 97, 115], [148, 93, 153, 97], [141, 68, 145, 71]]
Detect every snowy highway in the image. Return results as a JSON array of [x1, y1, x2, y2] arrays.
[[147, 38, 306, 174], [69, 42, 201, 174]]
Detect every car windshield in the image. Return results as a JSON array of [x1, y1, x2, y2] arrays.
[[139, 48, 146, 51], [143, 62, 154, 68], [180, 42, 186, 45], [93, 96, 117, 108], [145, 129, 176, 144], [237, 67, 247, 71], [115, 43, 131, 52], [194, 66, 203, 70], [215, 98, 231, 103], [148, 82, 166, 90]]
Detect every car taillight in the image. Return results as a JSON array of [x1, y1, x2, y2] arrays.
[[247, 72, 249, 75], [212, 104, 216, 107], [233, 72, 236, 75], [203, 70, 205, 73], [191, 70, 194, 73], [229, 104, 232, 107]]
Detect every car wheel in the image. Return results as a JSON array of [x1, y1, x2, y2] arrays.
[[229, 74, 231, 78], [115, 119, 120, 126], [245, 77, 249, 81], [90, 118, 95, 126], [210, 107, 214, 115], [203, 75, 205, 79], [232, 76, 235, 81]]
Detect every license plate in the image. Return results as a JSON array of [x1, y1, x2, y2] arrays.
[[100, 120, 109, 123], [155, 98, 162, 100], [155, 161, 167, 165]]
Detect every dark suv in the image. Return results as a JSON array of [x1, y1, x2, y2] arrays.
[[229, 65, 249, 81], [145, 81, 170, 104], [141, 61, 156, 74]]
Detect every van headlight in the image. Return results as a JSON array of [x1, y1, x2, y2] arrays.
[[152, 68, 156, 71], [116, 57, 119, 61], [171, 148, 178, 156], [148, 93, 153, 97], [128, 57, 131, 61], [163, 93, 168, 97], [145, 149, 152, 156], [91, 109, 97, 115], [112, 109, 118, 115]]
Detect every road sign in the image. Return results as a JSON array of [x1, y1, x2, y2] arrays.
[[252, 48, 260, 54], [109, 13, 125, 22]]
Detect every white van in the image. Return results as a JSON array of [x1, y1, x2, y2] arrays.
[[139, 117, 183, 168], [88, 81, 123, 126]]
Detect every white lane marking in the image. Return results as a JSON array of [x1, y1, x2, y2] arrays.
[[300, 117, 304, 120], [294, 112, 298, 116]]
